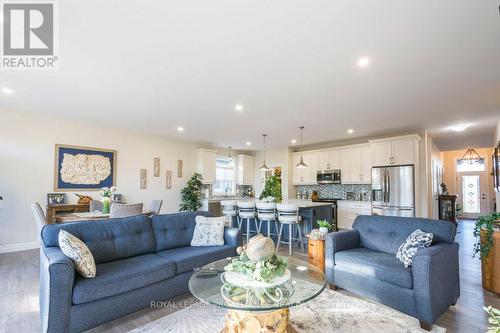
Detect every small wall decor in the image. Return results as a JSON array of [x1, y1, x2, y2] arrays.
[[177, 160, 183, 177], [166, 170, 172, 189], [47, 193, 67, 205], [154, 157, 160, 177], [54, 144, 116, 191], [140, 169, 147, 189]]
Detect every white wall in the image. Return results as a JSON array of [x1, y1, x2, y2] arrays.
[[426, 135, 443, 219], [496, 120, 500, 212], [0, 110, 199, 252]]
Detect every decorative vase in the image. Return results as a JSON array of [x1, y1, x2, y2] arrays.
[[102, 197, 110, 214], [319, 227, 329, 234]]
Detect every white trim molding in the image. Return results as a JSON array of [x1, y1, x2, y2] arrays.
[[0, 241, 40, 254]]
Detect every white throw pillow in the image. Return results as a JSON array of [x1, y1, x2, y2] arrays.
[[396, 229, 434, 267], [58, 230, 96, 278], [190, 216, 226, 246]]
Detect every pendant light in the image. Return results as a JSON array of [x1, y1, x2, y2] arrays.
[[260, 134, 270, 171], [459, 148, 481, 164], [227, 146, 232, 162], [296, 126, 308, 168]]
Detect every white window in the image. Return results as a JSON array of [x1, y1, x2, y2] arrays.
[[456, 158, 485, 172], [213, 156, 235, 195]]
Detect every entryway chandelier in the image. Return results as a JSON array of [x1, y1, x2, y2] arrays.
[[459, 148, 481, 164]]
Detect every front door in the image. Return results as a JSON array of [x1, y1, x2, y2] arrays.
[[459, 173, 488, 219]]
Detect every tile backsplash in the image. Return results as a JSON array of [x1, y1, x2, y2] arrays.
[[296, 184, 372, 201]]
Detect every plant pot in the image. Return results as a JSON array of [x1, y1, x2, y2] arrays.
[[480, 229, 500, 296], [102, 198, 110, 214], [319, 227, 329, 234]]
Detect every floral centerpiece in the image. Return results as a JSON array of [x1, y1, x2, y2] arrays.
[[222, 235, 292, 306], [101, 186, 116, 214]]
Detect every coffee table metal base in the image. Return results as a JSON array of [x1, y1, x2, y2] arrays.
[[222, 308, 297, 333]]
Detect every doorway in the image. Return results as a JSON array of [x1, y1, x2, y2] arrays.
[[458, 173, 489, 219]]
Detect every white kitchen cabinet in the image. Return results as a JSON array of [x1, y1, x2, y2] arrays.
[[196, 149, 217, 184], [370, 136, 420, 166], [236, 155, 254, 186], [337, 201, 371, 229], [360, 145, 373, 183], [372, 141, 393, 167], [392, 139, 415, 165], [318, 149, 340, 170], [340, 145, 372, 184], [292, 152, 317, 184]]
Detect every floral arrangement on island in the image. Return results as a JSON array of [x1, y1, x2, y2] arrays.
[[100, 186, 116, 214], [224, 235, 288, 283]]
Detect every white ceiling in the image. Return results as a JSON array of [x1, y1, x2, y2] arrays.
[[1, 0, 499, 150]]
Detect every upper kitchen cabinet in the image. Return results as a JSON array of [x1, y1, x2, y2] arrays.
[[370, 135, 421, 166], [318, 149, 340, 170], [340, 145, 372, 184], [196, 149, 217, 184], [236, 155, 254, 186], [292, 152, 317, 185]]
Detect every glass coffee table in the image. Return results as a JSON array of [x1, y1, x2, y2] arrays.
[[189, 257, 326, 333]]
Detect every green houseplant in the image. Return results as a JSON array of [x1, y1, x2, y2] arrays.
[[259, 175, 282, 203], [473, 212, 500, 258], [484, 306, 500, 333], [317, 219, 332, 234], [179, 172, 203, 212]]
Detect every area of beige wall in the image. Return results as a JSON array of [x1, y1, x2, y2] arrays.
[[0, 110, 200, 252], [442, 147, 495, 214]]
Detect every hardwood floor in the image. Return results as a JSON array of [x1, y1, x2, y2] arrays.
[[0, 220, 498, 333]]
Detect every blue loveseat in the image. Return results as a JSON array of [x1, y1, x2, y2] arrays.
[[39, 211, 241, 333], [325, 215, 459, 330]]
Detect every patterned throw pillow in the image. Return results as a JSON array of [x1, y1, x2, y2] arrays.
[[396, 229, 434, 267], [58, 230, 96, 278], [190, 216, 226, 246]]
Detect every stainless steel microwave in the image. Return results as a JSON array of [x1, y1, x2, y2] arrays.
[[317, 170, 341, 184]]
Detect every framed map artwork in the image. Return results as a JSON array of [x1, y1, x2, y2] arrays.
[[54, 144, 117, 191]]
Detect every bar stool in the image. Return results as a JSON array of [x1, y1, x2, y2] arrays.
[[237, 201, 260, 243], [276, 204, 305, 255], [220, 200, 237, 228], [256, 202, 279, 240]]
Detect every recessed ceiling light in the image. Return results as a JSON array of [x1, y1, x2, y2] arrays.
[[357, 57, 371, 68], [246, 141, 251, 146], [176, 126, 184, 132], [291, 139, 297, 144], [2, 87, 13, 95], [449, 123, 470, 132], [347, 129, 354, 134], [235, 104, 244, 112]]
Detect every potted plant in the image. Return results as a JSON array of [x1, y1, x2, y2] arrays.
[[259, 175, 282, 203], [317, 219, 332, 234], [179, 173, 203, 212], [473, 212, 500, 294]]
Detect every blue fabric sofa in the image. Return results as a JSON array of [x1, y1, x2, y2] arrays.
[[325, 215, 460, 330], [39, 211, 242, 333]]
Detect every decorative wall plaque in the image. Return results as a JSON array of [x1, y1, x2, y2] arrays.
[[154, 157, 160, 177], [166, 170, 172, 189], [177, 160, 183, 178], [140, 169, 147, 189]]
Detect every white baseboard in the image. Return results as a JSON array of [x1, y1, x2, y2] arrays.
[[0, 241, 39, 254]]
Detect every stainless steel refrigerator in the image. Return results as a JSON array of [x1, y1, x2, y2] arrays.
[[371, 165, 415, 217]]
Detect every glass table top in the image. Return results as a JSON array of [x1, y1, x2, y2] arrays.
[[188, 257, 326, 312]]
